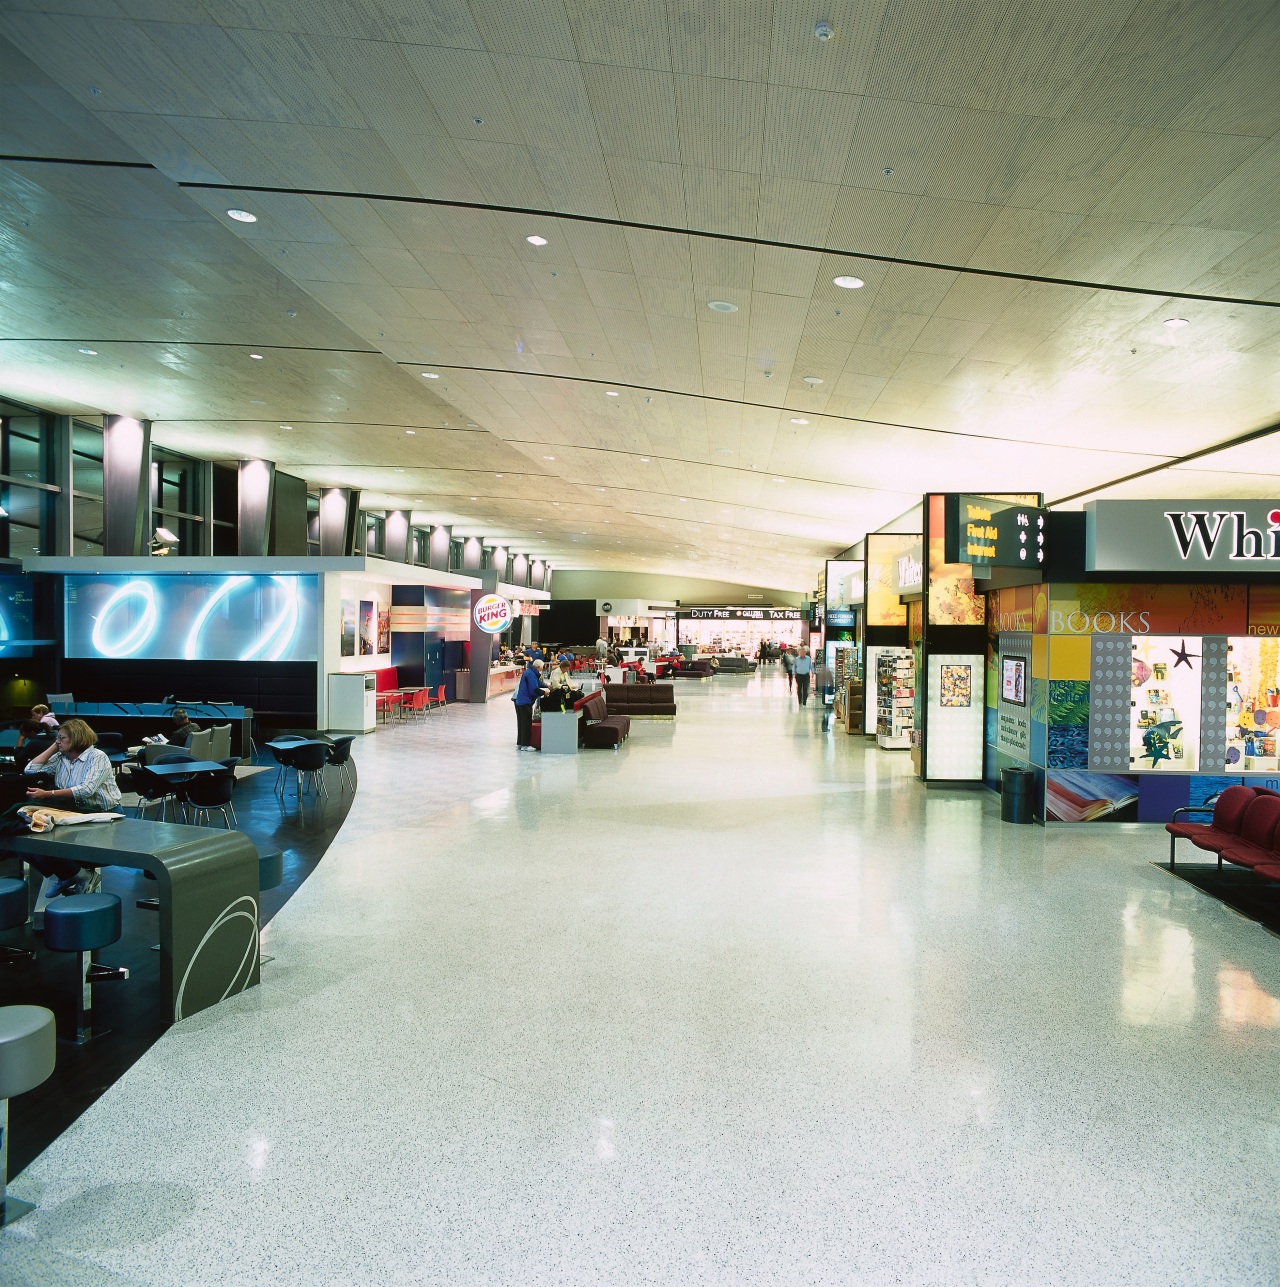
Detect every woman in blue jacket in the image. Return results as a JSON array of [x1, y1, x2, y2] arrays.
[[513, 659, 547, 750]]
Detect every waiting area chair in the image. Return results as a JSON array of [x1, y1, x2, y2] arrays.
[[325, 736, 356, 791], [184, 772, 238, 828], [188, 728, 213, 761], [209, 723, 233, 763]]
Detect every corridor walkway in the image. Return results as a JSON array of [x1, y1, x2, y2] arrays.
[[5, 672, 1279, 1285]]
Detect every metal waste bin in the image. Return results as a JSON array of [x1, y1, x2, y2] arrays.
[[1000, 767, 1036, 823]]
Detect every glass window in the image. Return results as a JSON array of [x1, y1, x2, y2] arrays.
[[448, 539, 462, 572]]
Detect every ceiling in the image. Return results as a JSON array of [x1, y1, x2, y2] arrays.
[[1, 0, 1278, 591]]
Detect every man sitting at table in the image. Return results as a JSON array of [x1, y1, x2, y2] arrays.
[[170, 707, 199, 748], [23, 718, 123, 899]]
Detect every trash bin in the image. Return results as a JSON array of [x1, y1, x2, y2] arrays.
[[1000, 767, 1036, 824]]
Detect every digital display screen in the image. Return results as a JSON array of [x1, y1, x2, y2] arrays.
[[0, 575, 36, 658], [65, 574, 318, 661], [1001, 656, 1026, 706]]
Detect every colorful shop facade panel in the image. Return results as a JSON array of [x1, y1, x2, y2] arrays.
[[1042, 584, 1280, 822]]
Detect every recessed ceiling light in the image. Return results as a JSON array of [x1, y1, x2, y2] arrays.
[[495, 473, 503, 478], [790, 417, 809, 425], [77, 347, 97, 355], [279, 424, 292, 430], [421, 371, 439, 378], [406, 430, 416, 435], [833, 275, 864, 289], [606, 390, 619, 397], [772, 477, 786, 483], [640, 457, 650, 462], [1164, 317, 1190, 328], [595, 486, 606, 491], [467, 422, 478, 427], [543, 455, 555, 460], [470, 496, 477, 500], [708, 300, 737, 313], [526, 235, 548, 246], [249, 353, 263, 360], [249, 399, 265, 405], [803, 376, 823, 385], [226, 209, 257, 223], [395, 468, 405, 472], [679, 497, 688, 502]]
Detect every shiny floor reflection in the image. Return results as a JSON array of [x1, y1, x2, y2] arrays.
[[4, 673, 1279, 1286]]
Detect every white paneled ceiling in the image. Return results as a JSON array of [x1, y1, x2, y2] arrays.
[[1, 1, 1278, 589]]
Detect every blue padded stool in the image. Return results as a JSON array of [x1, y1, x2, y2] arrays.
[[0, 878, 33, 966], [0, 1005, 56, 1225], [258, 850, 284, 893], [43, 894, 129, 1045]]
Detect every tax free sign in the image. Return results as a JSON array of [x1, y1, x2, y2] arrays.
[[1086, 500, 1280, 572]]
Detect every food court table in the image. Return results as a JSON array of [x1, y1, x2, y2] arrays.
[[11, 819, 260, 1023], [143, 760, 234, 779]]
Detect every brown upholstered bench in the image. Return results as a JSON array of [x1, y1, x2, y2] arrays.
[[599, 682, 677, 718]]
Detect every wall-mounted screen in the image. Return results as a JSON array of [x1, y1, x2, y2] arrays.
[[0, 575, 36, 658], [65, 574, 318, 662], [1001, 656, 1027, 706]]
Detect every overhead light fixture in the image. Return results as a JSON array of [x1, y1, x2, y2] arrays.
[[77, 347, 97, 355], [803, 376, 823, 385], [421, 371, 439, 378], [772, 477, 786, 483], [833, 275, 864, 289], [526, 235, 548, 246], [226, 209, 257, 223], [470, 496, 477, 500], [606, 390, 619, 397], [495, 473, 503, 478], [544, 455, 555, 460], [640, 457, 650, 462], [406, 430, 416, 435], [279, 424, 292, 430], [708, 300, 737, 313], [249, 353, 263, 360], [790, 417, 809, 425], [1164, 317, 1190, 328], [815, 21, 834, 40]]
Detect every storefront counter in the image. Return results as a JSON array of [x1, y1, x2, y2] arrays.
[[489, 664, 523, 696]]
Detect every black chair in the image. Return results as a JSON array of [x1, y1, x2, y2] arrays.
[[325, 737, 356, 792], [183, 771, 237, 828], [281, 742, 328, 798], [129, 764, 180, 821], [13, 739, 54, 772], [153, 753, 197, 820], [268, 743, 296, 795]]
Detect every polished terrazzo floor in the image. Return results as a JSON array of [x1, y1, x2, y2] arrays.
[[4, 672, 1279, 1285]]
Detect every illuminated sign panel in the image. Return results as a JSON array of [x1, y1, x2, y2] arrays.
[[944, 494, 1047, 569], [1086, 499, 1280, 571], [473, 593, 513, 633], [65, 575, 318, 661], [678, 608, 803, 621]]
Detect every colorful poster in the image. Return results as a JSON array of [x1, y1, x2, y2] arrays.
[[378, 604, 391, 654], [359, 599, 375, 655], [1225, 637, 1280, 772], [865, 533, 916, 626], [341, 600, 356, 657], [987, 583, 1048, 635], [927, 494, 983, 626], [1048, 584, 1248, 636], [941, 664, 972, 707], [1127, 637, 1202, 771]]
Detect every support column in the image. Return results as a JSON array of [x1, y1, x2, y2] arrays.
[[237, 459, 276, 557], [102, 415, 151, 556], [428, 524, 451, 571], [511, 553, 529, 586], [384, 510, 411, 563], [468, 571, 500, 704], [461, 536, 482, 572], [269, 471, 308, 556], [531, 559, 546, 590], [318, 487, 360, 557]]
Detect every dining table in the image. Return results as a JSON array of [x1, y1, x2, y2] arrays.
[[143, 759, 234, 779]]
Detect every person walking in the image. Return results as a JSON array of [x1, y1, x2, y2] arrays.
[[596, 634, 608, 661], [793, 647, 813, 707], [513, 658, 547, 750], [781, 646, 794, 692]]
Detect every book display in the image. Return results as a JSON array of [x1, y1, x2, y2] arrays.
[[876, 649, 914, 749]]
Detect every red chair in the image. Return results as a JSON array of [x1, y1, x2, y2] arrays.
[[428, 684, 448, 715], [411, 688, 430, 719]]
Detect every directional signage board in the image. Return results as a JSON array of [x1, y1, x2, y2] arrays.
[[944, 494, 1047, 570]]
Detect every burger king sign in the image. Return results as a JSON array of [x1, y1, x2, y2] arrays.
[[473, 593, 513, 634]]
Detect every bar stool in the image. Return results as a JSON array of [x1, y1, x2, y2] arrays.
[[43, 894, 129, 1045], [0, 1004, 56, 1225], [0, 878, 34, 966]]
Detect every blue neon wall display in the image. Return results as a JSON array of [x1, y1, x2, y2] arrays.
[[65, 575, 318, 662], [0, 576, 36, 657]]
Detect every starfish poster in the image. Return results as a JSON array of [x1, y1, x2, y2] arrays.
[[1128, 637, 1201, 771]]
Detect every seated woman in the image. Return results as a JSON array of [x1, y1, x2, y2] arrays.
[[31, 703, 59, 730], [23, 718, 124, 899]]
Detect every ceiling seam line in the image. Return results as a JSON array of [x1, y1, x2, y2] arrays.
[[1049, 418, 1280, 506], [397, 365, 1172, 458], [5, 154, 1276, 306]]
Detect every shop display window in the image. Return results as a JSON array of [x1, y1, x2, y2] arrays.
[[1226, 637, 1280, 773], [1127, 637, 1201, 772]]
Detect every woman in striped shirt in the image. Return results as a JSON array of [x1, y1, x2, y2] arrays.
[[24, 718, 122, 897]]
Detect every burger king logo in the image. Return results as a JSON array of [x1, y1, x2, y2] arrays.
[[473, 593, 513, 634]]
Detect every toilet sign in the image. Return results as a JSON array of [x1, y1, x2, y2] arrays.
[[473, 593, 513, 634]]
